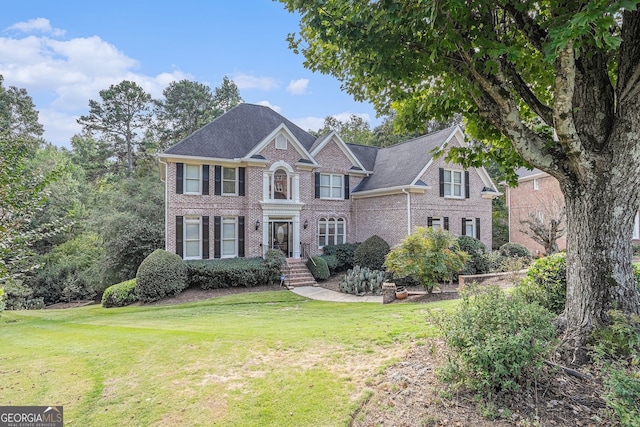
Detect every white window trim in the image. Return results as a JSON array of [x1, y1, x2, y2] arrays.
[[443, 169, 464, 199], [318, 217, 346, 248], [272, 168, 292, 200], [275, 134, 288, 150], [221, 166, 238, 196], [533, 178, 539, 190], [184, 164, 201, 195], [464, 218, 475, 237], [221, 217, 238, 258], [183, 216, 202, 260], [319, 173, 344, 200]]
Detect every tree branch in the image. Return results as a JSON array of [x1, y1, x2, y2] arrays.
[[502, 2, 548, 53], [503, 61, 554, 126]]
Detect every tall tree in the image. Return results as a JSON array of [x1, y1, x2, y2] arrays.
[[282, 0, 640, 361], [78, 81, 152, 175], [315, 114, 374, 145], [0, 75, 44, 144], [212, 76, 243, 116]]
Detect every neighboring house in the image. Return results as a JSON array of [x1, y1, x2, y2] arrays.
[[159, 103, 500, 260], [507, 168, 640, 255]]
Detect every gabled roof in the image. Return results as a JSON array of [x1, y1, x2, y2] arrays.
[[163, 103, 316, 159], [515, 166, 547, 181], [353, 127, 456, 193]]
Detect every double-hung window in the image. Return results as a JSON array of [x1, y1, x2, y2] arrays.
[[222, 167, 237, 195], [464, 218, 475, 237], [320, 174, 343, 199], [184, 217, 202, 259], [184, 165, 201, 194], [318, 218, 345, 247], [431, 217, 443, 230], [443, 169, 463, 198], [221, 217, 237, 258]]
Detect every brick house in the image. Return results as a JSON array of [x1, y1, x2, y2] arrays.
[[507, 168, 640, 255], [159, 103, 500, 260]]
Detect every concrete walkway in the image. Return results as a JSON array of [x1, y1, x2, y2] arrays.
[[290, 286, 383, 303]]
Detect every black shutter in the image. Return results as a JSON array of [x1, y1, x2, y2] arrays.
[[444, 217, 449, 230], [465, 170, 470, 198], [315, 172, 321, 198], [476, 217, 481, 240], [239, 167, 246, 196], [176, 163, 184, 194], [214, 166, 222, 195], [202, 216, 210, 259], [427, 217, 433, 227], [214, 216, 221, 258], [238, 216, 245, 257], [202, 165, 210, 195], [439, 168, 444, 197], [461, 217, 467, 236], [176, 216, 184, 258], [344, 174, 350, 199]]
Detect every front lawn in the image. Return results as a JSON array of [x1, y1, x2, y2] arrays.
[[0, 292, 456, 426]]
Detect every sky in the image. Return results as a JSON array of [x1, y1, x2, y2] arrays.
[[1, 1, 381, 148]]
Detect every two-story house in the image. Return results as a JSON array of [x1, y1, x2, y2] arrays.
[[159, 103, 500, 260]]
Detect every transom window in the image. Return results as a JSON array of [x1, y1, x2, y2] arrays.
[[184, 165, 201, 194], [184, 217, 202, 259], [443, 169, 463, 198], [320, 174, 343, 199], [221, 217, 237, 258], [318, 217, 345, 247], [222, 167, 237, 195]]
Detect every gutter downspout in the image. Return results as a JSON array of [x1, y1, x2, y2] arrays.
[[402, 188, 411, 235], [158, 159, 168, 251]]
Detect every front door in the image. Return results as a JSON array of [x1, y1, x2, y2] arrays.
[[270, 221, 292, 257]]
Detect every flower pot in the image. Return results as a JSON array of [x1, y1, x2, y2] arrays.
[[395, 286, 408, 299]]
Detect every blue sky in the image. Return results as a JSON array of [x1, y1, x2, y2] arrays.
[[1, 1, 380, 147]]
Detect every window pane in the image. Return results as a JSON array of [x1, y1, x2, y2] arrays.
[[185, 165, 199, 179], [332, 175, 342, 187], [454, 185, 461, 197], [444, 183, 451, 195], [223, 181, 235, 194], [331, 187, 342, 198], [222, 222, 235, 239], [320, 174, 330, 185], [453, 171, 462, 184], [222, 241, 235, 256], [185, 223, 199, 239], [328, 222, 335, 236], [319, 235, 326, 247], [444, 170, 451, 182], [223, 167, 235, 180], [320, 187, 330, 198], [185, 179, 199, 193], [185, 241, 200, 258], [337, 221, 344, 235]]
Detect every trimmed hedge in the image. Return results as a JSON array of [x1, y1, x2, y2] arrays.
[[457, 235, 491, 275], [322, 242, 360, 271], [354, 235, 390, 271], [320, 255, 339, 274], [135, 249, 188, 303], [307, 256, 330, 280], [186, 257, 276, 289], [500, 242, 531, 259], [102, 279, 137, 308]]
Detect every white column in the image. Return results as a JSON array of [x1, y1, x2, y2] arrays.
[[293, 174, 300, 203], [262, 172, 270, 201], [262, 213, 269, 257], [292, 215, 300, 258]]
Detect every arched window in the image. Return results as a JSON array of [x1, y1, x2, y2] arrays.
[[318, 218, 345, 247], [273, 168, 290, 199]]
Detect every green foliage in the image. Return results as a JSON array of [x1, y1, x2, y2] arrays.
[[101, 279, 138, 308], [263, 249, 286, 285], [339, 266, 385, 296], [322, 243, 360, 271], [384, 227, 468, 293], [135, 249, 188, 303], [307, 256, 330, 280], [437, 286, 557, 395], [1, 280, 44, 310], [499, 242, 531, 259], [635, 263, 640, 293], [186, 258, 272, 290], [457, 235, 491, 275], [319, 255, 338, 274], [514, 253, 567, 314], [0, 286, 5, 315], [0, 75, 44, 141], [353, 235, 390, 271]]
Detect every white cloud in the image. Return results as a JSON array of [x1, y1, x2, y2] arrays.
[[257, 100, 281, 113], [286, 78, 309, 95], [291, 116, 325, 133], [331, 112, 371, 123], [38, 109, 81, 148], [232, 73, 279, 91], [6, 18, 65, 37]]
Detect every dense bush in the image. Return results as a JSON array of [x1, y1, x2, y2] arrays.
[[354, 235, 390, 271], [263, 249, 286, 285], [513, 252, 567, 314], [322, 243, 360, 271], [307, 256, 330, 280], [339, 266, 385, 295], [2, 280, 45, 310], [101, 279, 137, 308], [457, 235, 491, 275], [186, 257, 273, 289], [499, 242, 531, 259], [0, 287, 5, 315], [320, 255, 339, 274], [135, 249, 188, 303], [437, 286, 557, 395]]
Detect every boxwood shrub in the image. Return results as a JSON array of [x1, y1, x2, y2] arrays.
[[186, 257, 274, 289], [320, 255, 339, 274], [457, 235, 491, 275], [102, 279, 137, 308], [306, 256, 330, 280], [499, 242, 532, 259], [354, 235, 390, 271], [135, 249, 188, 303], [322, 242, 360, 271]]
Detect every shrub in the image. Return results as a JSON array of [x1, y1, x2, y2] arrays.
[[263, 250, 286, 284], [307, 256, 330, 280], [513, 252, 566, 314], [0, 287, 5, 315], [339, 266, 385, 295], [354, 235, 390, 271], [634, 263, 640, 293], [322, 243, 360, 271], [186, 258, 271, 289], [102, 279, 138, 308], [457, 235, 491, 275], [320, 255, 339, 274], [135, 249, 188, 303], [1, 280, 45, 310], [499, 242, 531, 259], [437, 286, 557, 395]]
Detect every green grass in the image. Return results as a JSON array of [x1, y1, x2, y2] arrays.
[[0, 292, 457, 426]]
